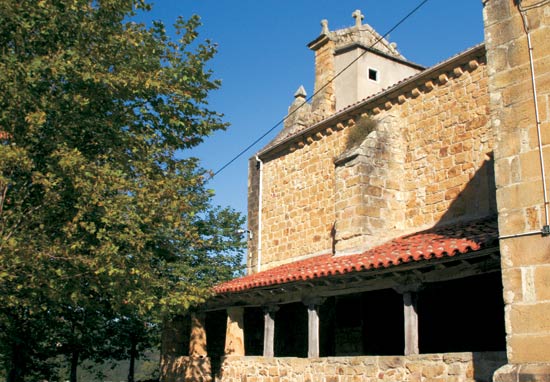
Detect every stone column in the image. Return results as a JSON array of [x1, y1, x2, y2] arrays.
[[159, 316, 190, 382], [224, 307, 245, 356], [395, 283, 421, 356], [308, 305, 319, 358], [304, 298, 325, 358], [403, 292, 419, 356], [263, 306, 279, 357], [189, 312, 207, 357], [484, 0, 550, 380]]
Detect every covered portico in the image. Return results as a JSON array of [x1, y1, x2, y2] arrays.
[[161, 218, 508, 382]]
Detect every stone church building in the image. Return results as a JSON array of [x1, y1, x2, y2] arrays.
[[161, 1, 550, 381]]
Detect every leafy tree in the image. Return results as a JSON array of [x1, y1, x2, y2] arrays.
[[0, 0, 245, 380], [103, 313, 159, 382]]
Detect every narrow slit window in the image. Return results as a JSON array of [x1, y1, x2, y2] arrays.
[[368, 68, 378, 82]]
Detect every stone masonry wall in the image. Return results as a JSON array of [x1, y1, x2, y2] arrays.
[[259, 130, 347, 270], [251, 47, 493, 270], [161, 356, 212, 382], [400, 57, 495, 229], [483, 0, 550, 368], [333, 112, 407, 254], [217, 352, 506, 382]]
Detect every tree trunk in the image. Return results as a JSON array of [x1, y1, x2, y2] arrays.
[[7, 343, 27, 382], [128, 338, 137, 382], [70, 349, 79, 382]]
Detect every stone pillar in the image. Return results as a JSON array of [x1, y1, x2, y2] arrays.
[[263, 306, 279, 357], [161, 314, 212, 382], [403, 292, 419, 356], [308, 27, 336, 119], [308, 304, 320, 358], [484, 0, 550, 380], [160, 316, 191, 382], [224, 307, 245, 356], [304, 298, 324, 358], [189, 312, 207, 357]]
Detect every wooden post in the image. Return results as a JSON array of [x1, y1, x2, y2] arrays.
[[189, 312, 207, 357], [403, 292, 419, 355], [263, 306, 278, 357], [224, 307, 245, 356]]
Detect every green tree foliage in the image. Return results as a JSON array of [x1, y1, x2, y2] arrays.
[[0, 0, 245, 380]]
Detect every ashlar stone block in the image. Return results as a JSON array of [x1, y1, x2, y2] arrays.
[[510, 302, 550, 333]]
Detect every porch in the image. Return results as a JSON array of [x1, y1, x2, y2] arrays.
[[161, 218, 506, 381]]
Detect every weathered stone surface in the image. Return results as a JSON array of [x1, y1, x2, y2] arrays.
[[508, 334, 550, 364], [507, 236, 550, 268], [248, 50, 492, 270], [160, 356, 212, 382], [494, 363, 550, 382], [189, 313, 207, 357], [535, 265, 550, 301], [510, 303, 550, 333], [213, 352, 506, 382], [224, 307, 245, 356], [485, 0, 550, 365]]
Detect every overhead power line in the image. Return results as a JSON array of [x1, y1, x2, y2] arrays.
[[209, 0, 430, 180]]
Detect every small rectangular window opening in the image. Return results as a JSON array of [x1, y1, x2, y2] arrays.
[[368, 68, 378, 82]]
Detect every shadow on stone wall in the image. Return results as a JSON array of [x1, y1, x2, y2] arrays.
[[160, 356, 212, 382], [473, 351, 509, 382], [434, 152, 497, 228]]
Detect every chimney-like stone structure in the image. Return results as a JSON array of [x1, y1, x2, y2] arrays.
[[308, 20, 337, 119], [306, 10, 422, 118]]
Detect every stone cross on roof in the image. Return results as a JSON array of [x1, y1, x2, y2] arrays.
[[352, 9, 364, 27]]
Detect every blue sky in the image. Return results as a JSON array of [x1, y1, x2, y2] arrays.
[[143, 0, 485, 219]]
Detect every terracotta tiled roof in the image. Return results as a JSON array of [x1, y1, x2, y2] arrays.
[[214, 217, 499, 294]]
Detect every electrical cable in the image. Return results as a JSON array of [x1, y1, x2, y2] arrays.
[[518, 0, 549, 11], [517, 0, 550, 233], [208, 0, 430, 180]]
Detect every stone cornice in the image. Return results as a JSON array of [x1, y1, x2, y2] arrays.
[[257, 43, 486, 161], [307, 34, 332, 51]]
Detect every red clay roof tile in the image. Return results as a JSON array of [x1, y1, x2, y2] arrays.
[[214, 218, 498, 294]]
